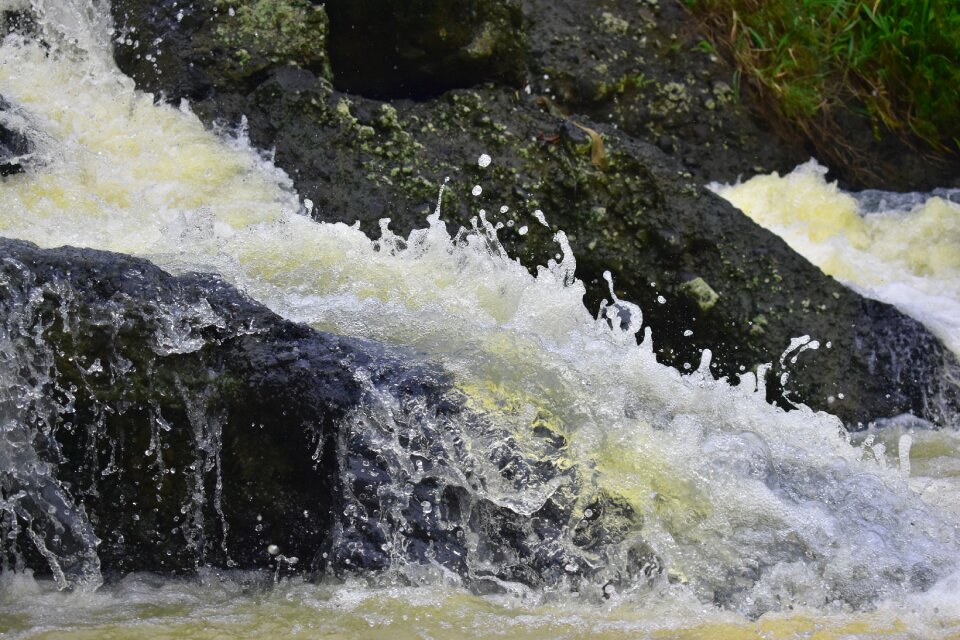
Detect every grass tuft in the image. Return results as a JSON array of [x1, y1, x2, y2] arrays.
[[686, 0, 960, 177]]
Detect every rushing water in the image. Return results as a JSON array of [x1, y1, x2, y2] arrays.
[[712, 160, 960, 359], [1, 1, 960, 638]]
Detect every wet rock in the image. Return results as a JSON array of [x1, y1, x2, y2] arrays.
[[105, 0, 960, 429], [325, 0, 527, 99], [205, 75, 960, 428], [111, 0, 332, 100], [1, 7, 37, 38], [0, 96, 30, 176], [0, 239, 658, 592], [0, 238, 360, 578]]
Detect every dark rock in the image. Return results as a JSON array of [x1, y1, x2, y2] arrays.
[[0, 96, 31, 176], [104, 0, 960, 430], [0, 239, 658, 592], [0, 237, 360, 580], [111, 0, 332, 101], [1, 7, 38, 38], [325, 0, 527, 99], [521, 0, 805, 185]]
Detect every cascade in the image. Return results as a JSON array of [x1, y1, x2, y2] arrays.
[[0, 0, 959, 636]]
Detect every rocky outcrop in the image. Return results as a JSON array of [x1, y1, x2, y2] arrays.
[[100, 0, 960, 430], [102, 0, 960, 429], [0, 239, 660, 592]]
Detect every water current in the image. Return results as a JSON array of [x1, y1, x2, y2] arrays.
[[1, 1, 959, 637]]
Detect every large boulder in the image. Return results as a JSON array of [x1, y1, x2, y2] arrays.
[[102, 0, 960, 430], [0, 239, 658, 593]]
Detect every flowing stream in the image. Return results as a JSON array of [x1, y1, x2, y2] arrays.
[[1, 1, 960, 638], [712, 160, 960, 359]]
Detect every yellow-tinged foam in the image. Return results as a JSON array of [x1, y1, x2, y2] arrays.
[[2, 573, 959, 640], [712, 160, 960, 356]]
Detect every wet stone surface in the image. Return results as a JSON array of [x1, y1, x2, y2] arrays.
[[98, 0, 960, 429], [0, 239, 662, 593]]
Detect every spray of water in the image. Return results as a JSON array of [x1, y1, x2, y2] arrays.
[[0, 0, 959, 627]]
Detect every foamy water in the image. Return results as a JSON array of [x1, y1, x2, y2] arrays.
[[711, 160, 960, 357], [1, 2, 960, 637]]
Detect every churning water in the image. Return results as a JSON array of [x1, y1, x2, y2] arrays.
[[1, 1, 959, 637], [712, 160, 960, 358]]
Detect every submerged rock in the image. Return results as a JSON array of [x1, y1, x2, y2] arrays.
[[0, 239, 658, 594]]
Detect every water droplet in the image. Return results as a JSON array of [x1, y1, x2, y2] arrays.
[[421, 501, 433, 514], [684, 329, 693, 337], [267, 544, 280, 556], [518, 225, 528, 235], [471, 185, 482, 197], [478, 153, 492, 168], [657, 295, 666, 304]]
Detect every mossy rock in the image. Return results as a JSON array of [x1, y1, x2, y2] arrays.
[[106, 0, 960, 431], [111, 0, 333, 98]]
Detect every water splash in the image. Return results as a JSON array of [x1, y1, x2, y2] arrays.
[[0, 0, 959, 626], [711, 160, 960, 359]]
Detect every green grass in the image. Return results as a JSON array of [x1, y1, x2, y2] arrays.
[[686, 0, 960, 167]]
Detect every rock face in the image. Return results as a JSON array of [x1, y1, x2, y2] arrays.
[[104, 0, 960, 429], [111, 0, 332, 99], [0, 239, 658, 592]]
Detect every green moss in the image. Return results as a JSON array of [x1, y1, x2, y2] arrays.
[[214, 0, 331, 81], [689, 0, 960, 156], [679, 277, 720, 311]]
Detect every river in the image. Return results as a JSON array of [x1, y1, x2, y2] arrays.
[[1, 1, 959, 638]]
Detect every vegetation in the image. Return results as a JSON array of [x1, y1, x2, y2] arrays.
[[686, 0, 960, 171]]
